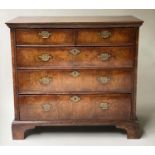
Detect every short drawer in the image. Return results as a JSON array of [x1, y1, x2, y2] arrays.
[[16, 29, 74, 45], [19, 94, 131, 121], [76, 28, 136, 45], [18, 70, 132, 93], [17, 47, 135, 69]]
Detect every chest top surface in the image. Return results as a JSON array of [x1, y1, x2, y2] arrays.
[[6, 16, 143, 28]]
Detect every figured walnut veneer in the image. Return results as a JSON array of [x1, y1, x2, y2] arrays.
[[6, 16, 143, 139]]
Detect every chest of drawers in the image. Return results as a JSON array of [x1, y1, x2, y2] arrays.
[[6, 16, 143, 139]]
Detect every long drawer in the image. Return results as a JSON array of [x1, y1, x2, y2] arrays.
[[19, 94, 131, 121], [17, 69, 133, 93], [17, 47, 135, 69]]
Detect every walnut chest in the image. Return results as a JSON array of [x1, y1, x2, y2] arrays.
[[6, 16, 143, 139]]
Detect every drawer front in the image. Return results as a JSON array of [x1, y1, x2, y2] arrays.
[[16, 29, 74, 45], [17, 47, 135, 68], [76, 28, 136, 45], [18, 70, 132, 93], [19, 94, 131, 121]]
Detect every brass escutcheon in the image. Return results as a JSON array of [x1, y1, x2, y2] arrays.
[[42, 103, 52, 112], [97, 76, 111, 84], [98, 53, 111, 61], [70, 48, 80, 56], [38, 53, 52, 62], [70, 95, 80, 102], [99, 102, 109, 110], [38, 31, 51, 39], [70, 71, 80, 77], [98, 31, 111, 39], [39, 77, 52, 85]]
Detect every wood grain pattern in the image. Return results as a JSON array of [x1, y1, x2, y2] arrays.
[[16, 29, 74, 45], [76, 28, 136, 45], [19, 94, 131, 121], [12, 122, 36, 139], [116, 121, 140, 139], [6, 16, 143, 29], [6, 16, 143, 139], [132, 28, 139, 120], [10, 30, 19, 120], [6, 16, 143, 24], [18, 70, 133, 93], [17, 46, 135, 69], [12, 120, 140, 139]]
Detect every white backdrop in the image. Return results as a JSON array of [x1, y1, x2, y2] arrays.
[[0, 9, 155, 145]]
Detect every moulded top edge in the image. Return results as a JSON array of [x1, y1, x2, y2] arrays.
[[6, 16, 144, 28]]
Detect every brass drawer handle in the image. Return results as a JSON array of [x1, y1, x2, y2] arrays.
[[38, 31, 51, 39], [98, 53, 111, 61], [100, 102, 109, 110], [97, 76, 111, 84], [70, 48, 80, 56], [70, 71, 80, 77], [39, 77, 52, 85], [98, 31, 111, 39], [38, 53, 52, 62], [70, 95, 80, 102], [42, 103, 52, 112]]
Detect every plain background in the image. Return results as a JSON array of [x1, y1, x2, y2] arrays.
[[0, 9, 155, 146]]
